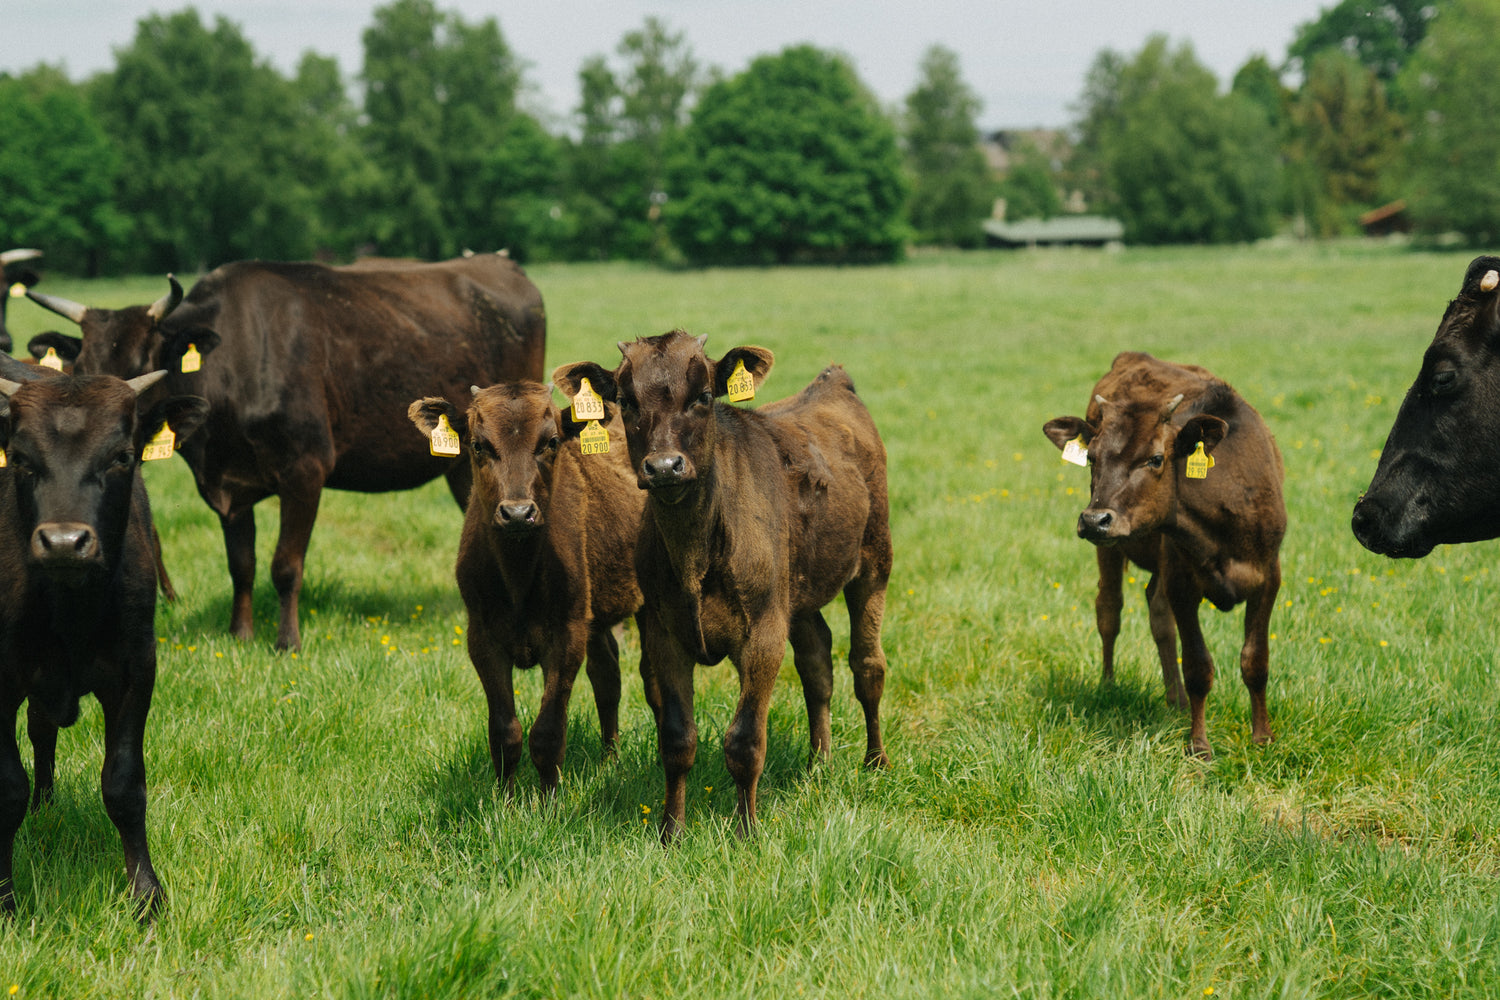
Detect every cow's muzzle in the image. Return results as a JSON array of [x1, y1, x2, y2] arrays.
[[31, 522, 102, 565], [640, 452, 694, 503], [496, 500, 541, 533], [1351, 492, 1434, 558], [1077, 508, 1124, 545]]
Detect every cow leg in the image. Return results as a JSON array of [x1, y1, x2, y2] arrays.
[[584, 625, 623, 757], [269, 465, 327, 651], [843, 575, 890, 768], [0, 704, 29, 914], [96, 673, 164, 918], [724, 626, 787, 838], [1240, 558, 1280, 746], [636, 615, 664, 728], [641, 613, 697, 842], [151, 523, 177, 603], [1145, 574, 1187, 710], [789, 612, 834, 763], [1164, 557, 1215, 760], [221, 506, 257, 641], [467, 620, 523, 793], [25, 703, 58, 810], [1095, 546, 1126, 684], [531, 623, 590, 796]]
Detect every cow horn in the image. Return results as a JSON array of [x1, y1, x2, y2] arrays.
[[0, 378, 22, 397], [1093, 394, 1109, 407], [1482, 270, 1499, 293], [470, 385, 482, 396], [146, 275, 184, 323], [1162, 393, 1185, 418], [25, 289, 88, 324], [0, 248, 42, 265], [126, 370, 168, 395]]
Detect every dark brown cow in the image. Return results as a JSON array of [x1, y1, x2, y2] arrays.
[[555, 331, 892, 840], [0, 356, 208, 915], [0, 248, 43, 354], [26, 253, 545, 650], [409, 382, 644, 794], [1043, 351, 1285, 759]]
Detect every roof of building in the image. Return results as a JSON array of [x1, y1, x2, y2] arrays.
[[983, 215, 1125, 246]]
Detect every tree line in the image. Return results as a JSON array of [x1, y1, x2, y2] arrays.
[[2, 0, 1496, 276]]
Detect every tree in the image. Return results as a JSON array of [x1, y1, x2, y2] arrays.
[[0, 67, 126, 275], [1288, 0, 1444, 85], [903, 45, 992, 246], [665, 45, 907, 265], [1399, 0, 1500, 242], [1071, 36, 1280, 244]]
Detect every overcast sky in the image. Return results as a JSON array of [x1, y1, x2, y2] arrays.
[[6, 1, 1331, 130]]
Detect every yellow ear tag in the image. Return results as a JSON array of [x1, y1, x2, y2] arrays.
[[181, 343, 202, 373], [429, 413, 461, 456], [0, 449, 7, 468], [579, 419, 610, 456], [142, 424, 175, 462], [39, 347, 64, 371], [571, 377, 606, 422], [1061, 435, 1088, 467], [1185, 441, 1215, 479], [726, 359, 755, 402], [8, 283, 24, 299]]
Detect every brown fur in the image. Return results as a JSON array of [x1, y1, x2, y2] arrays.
[[554, 330, 892, 840], [408, 382, 643, 794], [1043, 351, 1286, 759]]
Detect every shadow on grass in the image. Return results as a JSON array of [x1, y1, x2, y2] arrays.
[[1033, 663, 1188, 746], [13, 783, 140, 913]]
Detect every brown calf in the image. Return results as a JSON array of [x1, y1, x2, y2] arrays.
[[555, 331, 892, 840], [1043, 352, 1285, 759], [409, 382, 643, 794]]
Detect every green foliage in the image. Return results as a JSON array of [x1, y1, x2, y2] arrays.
[[1288, 0, 1444, 85], [0, 68, 126, 275], [1073, 36, 1281, 244], [6, 247, 1500, 996], [666, 45, 908, 265], [903, 46, 993, 247], [1398, 0, 1500, 243]]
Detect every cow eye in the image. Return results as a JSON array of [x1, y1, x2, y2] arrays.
[[8, 453, 34, 475], [470, 439, 490, 459], [1146, 454, 1164, 470], [1431, 368, 1458, 395], [540, 436, 560, 455], [113, 449, 135, 470], [696, 389, 714, 407]]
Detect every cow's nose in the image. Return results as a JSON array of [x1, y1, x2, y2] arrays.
[[643, 453, 686, 480], [498, 501, 539, 528], [1077, 508, 1114, 541], [32, 522, 99, 562]]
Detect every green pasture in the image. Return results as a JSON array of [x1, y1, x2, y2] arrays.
[[4, 243, 1499, 997]]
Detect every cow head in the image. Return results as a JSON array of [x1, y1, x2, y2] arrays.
[[409, 382, 580, 534], [0, 369, 209, 579], [25, 275, 221, 379], [1045, 391, 1227, 544], [551, 330, 773, 504], [1353, 256, 1500, 557], [0, 248, 43, 353]]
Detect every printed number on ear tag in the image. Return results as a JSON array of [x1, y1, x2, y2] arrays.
[[142, 424, 175, 462], [39, 347, 64, 371], [1061, 436, 1088, 467], [580, 420, 610, 456], [1185, 441, 1215, 479], [181, 343, 202, 373], [429, 413, 461, 456], [726, 359, 755, 402], [571, 378, 606, 422]]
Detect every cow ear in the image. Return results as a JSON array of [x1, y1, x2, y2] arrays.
[[142, 395, 210, 451], [1043, 416, 1094, 450], [162, 326, 221, 368], [713, 346, 774, 398], [1174, 414, 1228, 457], [407, 396, 464, 443], [551, 361, 618, 402], [28, 331, 82, 363]]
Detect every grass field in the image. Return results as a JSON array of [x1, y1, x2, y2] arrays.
[[4, 243, 1500, 997]]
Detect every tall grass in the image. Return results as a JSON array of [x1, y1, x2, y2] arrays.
[[4, 243, 1499, 997]]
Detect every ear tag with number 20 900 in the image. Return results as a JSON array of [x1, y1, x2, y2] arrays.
[[1061, 435, 1088, 467], [143, 424, 175, 462], [429, 413, 461, 456], [726, 360, 755, 402], [579, 420, 610, 455], [1185, 441, 1215, 479], [571, 378, 605, 422]]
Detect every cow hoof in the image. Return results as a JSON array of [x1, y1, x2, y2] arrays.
[[1253, 731, 1276, 746], [863, 748, 891, 769], [1186, 743, 1213, 762]]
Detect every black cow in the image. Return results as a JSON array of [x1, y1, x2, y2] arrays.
[[1354, 257, 1500, 557], [0, 355, 208, 915], [0, 249, 42, 354], [25, 254, 546, 650]]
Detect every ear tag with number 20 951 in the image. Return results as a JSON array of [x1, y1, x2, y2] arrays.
[[1185, 441, 1215, 479]]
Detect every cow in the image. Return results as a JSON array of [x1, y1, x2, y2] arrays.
[[1043, 351, 1286, 760], [553, 330, 892, 841], [1353, 256, 1500, 558], [24, 253, 546, 650], [408, 382, 644, 794], [0, 248, 43, 354], [0, 354, 208, 916]]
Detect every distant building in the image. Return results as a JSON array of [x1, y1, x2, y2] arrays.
[[1359, 200, 1411, 237], [982, 215, 1125, 249]]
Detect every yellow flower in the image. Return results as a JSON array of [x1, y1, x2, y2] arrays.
[[305, 933, 314, 942], [1380, 640, 1389, 647]]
